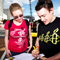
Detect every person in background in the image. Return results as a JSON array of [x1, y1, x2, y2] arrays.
[[32, 0, 60, 60], [33, 22, 37, 32], [36, 20, 41, 32], [4, 3, 32, 58]]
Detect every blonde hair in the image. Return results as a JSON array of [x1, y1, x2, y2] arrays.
[[9, 3, 23, 16]]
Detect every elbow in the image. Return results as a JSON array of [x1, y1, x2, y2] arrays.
[[58, 52, 60, 55]]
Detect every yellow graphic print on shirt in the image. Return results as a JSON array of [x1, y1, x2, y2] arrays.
[[39, 28, 60, 45]]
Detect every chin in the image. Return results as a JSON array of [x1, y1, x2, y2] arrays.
[[19, 21, 21, 23], [44, 23, 48, 25], [18, 20, 22, 23]]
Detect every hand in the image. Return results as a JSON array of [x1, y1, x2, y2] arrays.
[[38, 56, 47, 60], [32, 49, 39, 57], [6, 49, 12, 58], [26, 46, 32, 53]]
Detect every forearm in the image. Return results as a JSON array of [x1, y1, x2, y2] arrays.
[[5, 36, 9, 50], [35, 37, 39, 52], [29, 34, 32, 46], [35, 37, 39, 47], [29, 25, 32, 46], [4, 30, 9, 50], [47, 52, 60, 60]]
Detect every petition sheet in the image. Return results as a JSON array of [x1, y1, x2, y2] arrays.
[[5, 53, 45, 60]]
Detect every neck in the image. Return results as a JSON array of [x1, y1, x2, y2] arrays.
[[13, 19, 23, 26], [50, 15, 56, 23]]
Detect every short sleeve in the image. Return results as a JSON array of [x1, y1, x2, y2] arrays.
[[29, 22, 31, 26], [37, 24, 40, 37], [4, 20, 10, 30]]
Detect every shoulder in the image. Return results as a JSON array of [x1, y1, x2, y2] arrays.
[[54, 17, 60, 23], [4, 20, 10, 30], [5, 20, 10, 24], [56, 17, 60, 20], [29, 22, 31, 25], [4, 20, 10, 26]]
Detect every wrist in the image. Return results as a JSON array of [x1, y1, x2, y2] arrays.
[[36, 46, 39, 51], [30, 44, 32, 47]]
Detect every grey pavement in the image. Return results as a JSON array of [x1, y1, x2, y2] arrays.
[[0, 27, 5, 38], [0, 27, 5, 60]]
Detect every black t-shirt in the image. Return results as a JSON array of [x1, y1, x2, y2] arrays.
[[37, 17, 60, 57]]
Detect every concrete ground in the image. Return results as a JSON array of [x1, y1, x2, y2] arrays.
[[0, 27, 5, 58], [0, 38, 5, 58]]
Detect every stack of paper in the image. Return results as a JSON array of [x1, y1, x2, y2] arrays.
[[5, 53, 45, 60]]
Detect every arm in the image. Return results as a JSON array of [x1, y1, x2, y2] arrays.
[[26, 25, 32, 53], [5, 30, 9, 51], [35, 37, 39, 47], [29, 25, 32, 47], [47, 52, 60, 60], [39, 52, 60, 60], [32, 37, 39, 57], [4, 29, 11, 57]]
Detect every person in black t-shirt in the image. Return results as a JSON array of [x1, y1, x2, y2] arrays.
[[32, 0, 60, 60]]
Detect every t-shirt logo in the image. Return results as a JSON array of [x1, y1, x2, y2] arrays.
[[10, 28, 28, 48], [39, 28, 60, 45]]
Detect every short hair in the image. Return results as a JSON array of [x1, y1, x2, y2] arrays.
[[35, 0, 53, 11], [9, 3, 23, 16]]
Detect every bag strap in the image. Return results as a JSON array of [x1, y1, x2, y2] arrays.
[[25, 20, 29, 40], [8, 19, 13, 30], [25, 20, 29, 30], [8, 19, 29, 30]]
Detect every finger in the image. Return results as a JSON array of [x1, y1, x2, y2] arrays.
[[33, 54, 38, 57], [42, 57, 47, 60], [9, 52, 12, 56], [28, 47, 31, 51], [38, 55, 46, 60], [27, 46, 31, 48], [26, 49, 30, 53], [38, 55, 42, 58], [26, 50, 29, 53], [7, 54, 10, 58], [32, 51, 38, 57]]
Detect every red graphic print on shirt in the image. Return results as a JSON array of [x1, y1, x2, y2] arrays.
[[10, 27, 28, 48]]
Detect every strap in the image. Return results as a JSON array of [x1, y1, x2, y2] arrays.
[[25, 20, 29, 40], [8, 19, 29, 30], [25, 20, 29, 29], [8, 19, 13, 29]]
